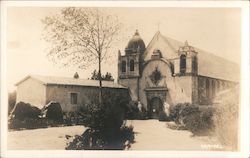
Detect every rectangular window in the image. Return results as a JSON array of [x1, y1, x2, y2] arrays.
[[70, 93, 77, 104]]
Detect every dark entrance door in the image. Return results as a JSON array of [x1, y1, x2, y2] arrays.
[[149, 97, 163, 119]]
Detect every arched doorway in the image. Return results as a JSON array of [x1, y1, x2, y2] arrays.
[[149, 97, 163, 119]]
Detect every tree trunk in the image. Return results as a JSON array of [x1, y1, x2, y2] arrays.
[[98, 54, 102, 106]]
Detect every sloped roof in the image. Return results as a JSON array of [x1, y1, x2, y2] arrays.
[[143, 32, 240, 82], [15, 75, 127, 89]]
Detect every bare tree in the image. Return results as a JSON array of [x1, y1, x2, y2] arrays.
[[42, 7, 121, 105]]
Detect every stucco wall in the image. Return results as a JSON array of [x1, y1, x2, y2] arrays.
[[16, 78, 46, 109], [46, 85, 129, 112], [46, 85, 85, 112], [139, 59, 193, 110]]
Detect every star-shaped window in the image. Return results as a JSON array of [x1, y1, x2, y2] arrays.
[[150, 67, 162, 86]]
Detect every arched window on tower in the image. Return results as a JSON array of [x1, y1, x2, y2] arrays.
[[130, 59, 134, 71], [121, 61, 126, 72], [180, 54, 186, 74]]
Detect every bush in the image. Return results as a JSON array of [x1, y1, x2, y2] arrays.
[[182, 105, 214, 135], [63, 111, 86, 125], [179, 104, 200, 125], [9, 118, 63, 129], [125, 101, 139, 119], [169, 103, 214, 136], [42, 101, 63, 123], [9, 102, 64, 130], [66, 125, 135, 150], [125, 101, 147, 120], [158, 111, 168, 121], [169, 103, 190, 123], [10, 102, 41, 120]]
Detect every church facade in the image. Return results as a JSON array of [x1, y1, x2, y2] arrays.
[[118, 30, 239, 118]]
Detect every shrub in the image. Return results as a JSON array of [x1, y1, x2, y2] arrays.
[[10, 102, 41, 120], [178, 104, 199, 125], [9, 102, 65, 130], [181, 105, 214, 135], [169, 103, 214, 136], [158, 111, 168, 121], [8, 117, 58, 129], [42, 101, 63, 123], [137, 111, 148, 120], [63, 111, 86, 125], [66, 125, 135, 150], [125, 101, 139, 119], [125, 101, 147, 120], [169, 103, 190, 123]]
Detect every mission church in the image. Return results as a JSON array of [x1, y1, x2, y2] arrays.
[[15, 30, 239, 118], [117, 30, 239, 118]]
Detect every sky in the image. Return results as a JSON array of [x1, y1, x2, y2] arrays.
[[6, 7, 241, 91]]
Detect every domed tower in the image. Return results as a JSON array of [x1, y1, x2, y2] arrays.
[[118, 30, 146, 79], [125, 30, 146, 55], [118, 30, 146, 101]]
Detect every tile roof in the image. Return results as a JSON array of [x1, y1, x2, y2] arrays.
[[16, 75, 127, 89]]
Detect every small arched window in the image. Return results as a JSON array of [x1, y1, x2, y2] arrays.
[[121, 61, 126, 72], [180, 54, 186, 74], [130, 60, 134, 71]]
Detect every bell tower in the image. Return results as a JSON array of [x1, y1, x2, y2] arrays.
[[118, 30, 146, 101], [118, 30, 145, 79], [174, 40, 198, 76]]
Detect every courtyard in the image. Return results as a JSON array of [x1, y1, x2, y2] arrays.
[[8, 120, 222, 150]]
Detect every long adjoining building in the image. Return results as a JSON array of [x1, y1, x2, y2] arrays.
[[15, 75, 128, 112]]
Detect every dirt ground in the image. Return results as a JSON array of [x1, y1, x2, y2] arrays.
[[126, 120, 221, 150], [8, 126, 86, 150], [8, 120, 221, 150]]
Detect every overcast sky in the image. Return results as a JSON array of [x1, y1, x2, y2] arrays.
[[6, 7, 241, 91]]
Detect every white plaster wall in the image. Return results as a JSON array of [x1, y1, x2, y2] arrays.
[[46, 85, 129, 112], [46, 85, 96, 112], [139, 60, 192, 110], [16, 78, 46, 109]]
